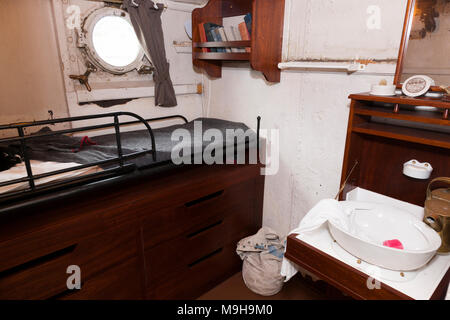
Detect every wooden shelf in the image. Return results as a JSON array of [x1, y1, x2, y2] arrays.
[[354, 104, 449, 126], [192, 0, 285, 82], [193, 52, 250, 61], [193, 41, 251, 48], [349, 92, 450, 110], [352, 121, 450, 149], [341, 93, 450, 208]]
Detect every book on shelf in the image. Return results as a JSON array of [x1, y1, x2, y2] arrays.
[[203, 22, 221, 52], [223, 26, 240, 53], [230, 26, 246, 53], [198, 23, 209, 53], [238, 22, 251, 53], [197, 14, 252, 54], [217, 27, 232, 53], [244, 13, 252, 36], [211, 27, 226, 53]]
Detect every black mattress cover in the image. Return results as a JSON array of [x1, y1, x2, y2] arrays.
[[0, 118, 258, 213], [16, 117, 256, 168]]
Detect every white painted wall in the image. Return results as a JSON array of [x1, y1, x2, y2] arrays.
[[206, 0, 409, 236], [52, 0, 205, 134], [1, 0, 205, 137], [283, 0, 407, 61], [0, 0, 71, 137]]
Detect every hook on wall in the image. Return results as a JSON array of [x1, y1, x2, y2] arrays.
[[69, 62, 97, 92]]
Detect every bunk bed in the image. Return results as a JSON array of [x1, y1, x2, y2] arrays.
[[0, 113, 264, 299]]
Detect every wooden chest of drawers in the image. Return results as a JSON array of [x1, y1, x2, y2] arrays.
[[0, 164, 264, 299]]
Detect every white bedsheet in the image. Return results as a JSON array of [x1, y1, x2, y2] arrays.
[[0, 160, 102, 194]]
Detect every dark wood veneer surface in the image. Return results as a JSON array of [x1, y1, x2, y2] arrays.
[[0, 163, 265, 299]]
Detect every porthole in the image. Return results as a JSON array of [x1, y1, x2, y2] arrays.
[[79, 7, 148, 75]]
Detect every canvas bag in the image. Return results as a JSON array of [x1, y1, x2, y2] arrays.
[[236, 227, 285, 296]]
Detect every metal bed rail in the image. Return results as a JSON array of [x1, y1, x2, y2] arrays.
[[0, 112, 188, 199]]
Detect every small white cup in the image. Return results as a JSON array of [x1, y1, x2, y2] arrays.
[[370, 84, 396, 96]]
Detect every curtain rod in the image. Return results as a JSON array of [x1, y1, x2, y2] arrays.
[[88, 0, 168, 8]]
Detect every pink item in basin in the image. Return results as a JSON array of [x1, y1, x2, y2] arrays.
[[383, 239, 404, 250]]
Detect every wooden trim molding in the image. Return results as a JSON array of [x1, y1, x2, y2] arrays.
[[394, 0, 445, 92], [394, 0, 416, 87]]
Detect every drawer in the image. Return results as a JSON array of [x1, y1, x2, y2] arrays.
[[141, 178, 258, 248], [147, 243, 242, 300], [0, 202, 135, 274], [144, 201, 254, 287], [58, 258, 143, 300], [0, 223, 139, 299]]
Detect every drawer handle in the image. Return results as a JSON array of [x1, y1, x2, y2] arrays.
[[188, 248, 223, 268], [186, 220, 223, 239], [0, 244, 77, 278], [49, 281, 85, 300], [184, 190, 224, 208]]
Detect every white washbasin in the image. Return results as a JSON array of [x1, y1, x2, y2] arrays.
[[328, 203, 442, 271]]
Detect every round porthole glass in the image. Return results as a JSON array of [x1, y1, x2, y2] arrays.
[[82, 7, 146, 74], [92, 15, 141, 68]]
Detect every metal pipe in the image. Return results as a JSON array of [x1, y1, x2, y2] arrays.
[[256, 116, 261, 164], [114, 115, 124, 167], [278, 61, 366, 73], [17, 127, 35, 190]]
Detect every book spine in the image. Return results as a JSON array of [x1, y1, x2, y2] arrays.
[[204, 24, 217, 52], [211, 27, 224, 53], [198, 23, 209, 53], [231, 26, 246, 53], [218, 27, 232, 53], [224, 27, 239, 53], [244, 13, 252, 36], [213, 28, 226, 53], [238, 22, 251, 53]]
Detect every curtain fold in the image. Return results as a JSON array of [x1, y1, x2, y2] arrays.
[[123, 0, 177, 107]]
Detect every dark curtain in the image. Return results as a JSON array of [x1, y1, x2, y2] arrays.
[[123, 0, 177, 107]]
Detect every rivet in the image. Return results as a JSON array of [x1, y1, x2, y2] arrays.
[[400, 272, 405, 277], [357, 259, 361, 264]]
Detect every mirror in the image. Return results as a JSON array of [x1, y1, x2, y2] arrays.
[[395, 0, 450, 90]]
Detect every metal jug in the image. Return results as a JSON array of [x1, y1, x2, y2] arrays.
[[424, 177, 450, 253]]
